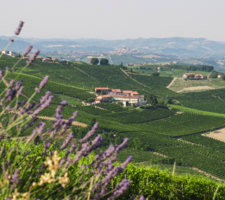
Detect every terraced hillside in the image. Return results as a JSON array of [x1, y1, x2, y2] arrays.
[[3, 56, 225, 180]]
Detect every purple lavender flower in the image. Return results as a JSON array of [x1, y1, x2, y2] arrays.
[[121, 156, 133, 168], [39, 76, 49, 88], [26, 129, 37, 143], [138, 196, 145, 200], [60, 100, 67, 106], [35, 87, 40, 93], [15, 21, 24, 35], [107, 179, 131, 200], [78, 122, 99, 143], [26, 49, 40, 65], [22, 45, 33, 57], [116, 138, 129, 153], [16, 86, 23, 97], [9, 38, 14, 42], [5, 66, 9, 71], [60, 132, 73, 150], [11, 169, 20, 184]]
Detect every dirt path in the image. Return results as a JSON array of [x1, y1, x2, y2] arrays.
[[37, 116, 87, 127], [166, 77, 177, 88], [202, 127, 225, 143], [177, 86, 215, 93], [207, 71, 213, 80], [120, 68, 151, 89], [192, 167, 225, 182], [94, 106, 108, 111], [152, 152, 167, 158]]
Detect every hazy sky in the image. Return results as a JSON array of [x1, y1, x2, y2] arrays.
[[1, 0, 225, 41]]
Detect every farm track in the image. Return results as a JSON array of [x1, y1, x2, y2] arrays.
[[37, 116, 87, 127], [191, 167, 225, 182], [166, 77, 177, 89], [120, 68, 152, 89]]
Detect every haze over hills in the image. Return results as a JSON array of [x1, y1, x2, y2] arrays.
[[2, 36, 225, 72], [1, 36, 225, 56]]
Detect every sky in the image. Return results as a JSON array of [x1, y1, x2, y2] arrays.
[[1, 0, 225, 41]]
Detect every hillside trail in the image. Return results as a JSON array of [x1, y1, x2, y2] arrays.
[[37, 116, 87, 127], [74, 66, 100, 82], [191, 167, 225, 182], [166, 77, 177, 88], [120, 68, 152, 89], [207, 71, 213, 81]]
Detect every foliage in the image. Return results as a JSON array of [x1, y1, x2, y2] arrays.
[[90, 58, 99, 65], [100, 58, 109, 65], [145, 94, 158, 106]]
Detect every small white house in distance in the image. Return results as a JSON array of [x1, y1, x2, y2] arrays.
[[42, 58, 52, 62], [8, 51, 16, 57], [1, 50, 9, 54], [218, 74, 222, 78], [1, 50, 16, 57]]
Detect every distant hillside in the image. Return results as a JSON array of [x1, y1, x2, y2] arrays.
[[2, 36, 225, 57]]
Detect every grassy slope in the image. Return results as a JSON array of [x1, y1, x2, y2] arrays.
[[3, 56, 225, 179]]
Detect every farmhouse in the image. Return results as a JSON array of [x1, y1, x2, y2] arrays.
[[95, 87, 146, 106], [126, 63, 134, 66], [1, 50, 16, 57], [95, 87, 112, 94], [42, 58, 52, 62], [183, 73, 205, 80]]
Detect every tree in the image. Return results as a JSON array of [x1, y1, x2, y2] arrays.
[[145, 94, 158, 107], [100, 58, 109, 65], [90, 58, 99, 65]]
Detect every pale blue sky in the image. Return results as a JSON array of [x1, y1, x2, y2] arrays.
[[1, 0, 225, 41]]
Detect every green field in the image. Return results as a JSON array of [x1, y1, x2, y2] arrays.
[[2, 56, 225, 180]]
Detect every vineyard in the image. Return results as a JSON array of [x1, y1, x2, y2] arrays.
[[103, 107, 176, 123], [129, 73, 181, 97], [175, 88, 225, 113], [132, 113, 225, 136], [3, 56, 225, 184]]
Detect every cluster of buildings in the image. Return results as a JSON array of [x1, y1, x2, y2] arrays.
[[1, 50, 16, 57], [127, 61, 179, 66], [94, 87, 146, 107], [182, 73, 205, 80], [42, 57, 58, 63]]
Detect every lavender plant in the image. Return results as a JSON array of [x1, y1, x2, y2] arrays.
[[0, 21, 145, 200]]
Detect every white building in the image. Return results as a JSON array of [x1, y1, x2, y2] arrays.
[[8, 51, 16, 57]]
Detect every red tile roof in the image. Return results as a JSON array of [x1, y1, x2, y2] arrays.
[[122, 90, 133, 93], [112, 89, 121, 92], [95, 87, 109, 90], [184, 73, 195, 75]]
